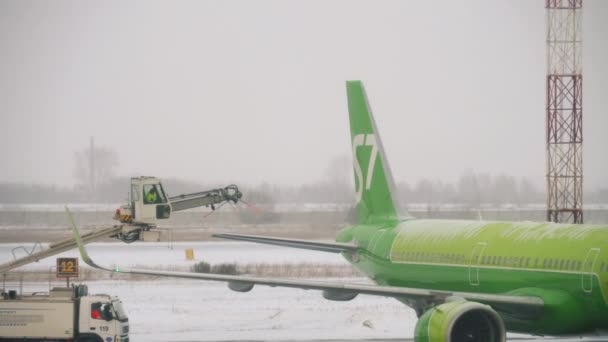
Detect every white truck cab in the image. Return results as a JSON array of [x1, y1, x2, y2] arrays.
[[115, 176, 172, 225], [78, 293, 130, 342]]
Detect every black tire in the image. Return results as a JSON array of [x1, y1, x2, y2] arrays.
[[75, 334, 103, 342]]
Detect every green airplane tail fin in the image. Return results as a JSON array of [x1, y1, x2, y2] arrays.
[[346, 81, 409, 224]]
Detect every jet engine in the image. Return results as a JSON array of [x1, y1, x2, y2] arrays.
[[414, 300, 505, 342]]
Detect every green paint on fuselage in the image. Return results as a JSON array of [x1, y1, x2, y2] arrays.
[[337, 219, 608, 335]]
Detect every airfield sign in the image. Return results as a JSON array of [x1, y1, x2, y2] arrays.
[[56, 257, 79, 278]]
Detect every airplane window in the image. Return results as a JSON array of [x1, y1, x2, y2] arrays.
[[601, 262, 605, 272], [565, 260, 570, 270], [548, 259, 553, 269], [543, 259, 547, 268], [577, 261, 582, 270], [525, 258, 530, 267], [559, 259, 564, 270], [571, 260, 577, 271], [497, 256, 502, 265]]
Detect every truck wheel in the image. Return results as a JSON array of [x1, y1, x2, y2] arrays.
[[75, 333, 103, 342]]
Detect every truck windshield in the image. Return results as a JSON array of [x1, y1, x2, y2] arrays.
[[112, 299, 129, 322], [143, 184, 167, 204]]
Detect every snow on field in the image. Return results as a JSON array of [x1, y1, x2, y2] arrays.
[[1, 241, 347, 271], [18, 279, 417, 341], [2, 242, 415, 341]]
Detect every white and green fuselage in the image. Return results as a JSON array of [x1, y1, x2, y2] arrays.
[[337, 219, 608, 335]]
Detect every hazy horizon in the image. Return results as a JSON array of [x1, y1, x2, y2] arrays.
[[1, 1, 607, 190]]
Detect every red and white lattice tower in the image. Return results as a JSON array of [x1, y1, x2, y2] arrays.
[[546, 0, 583, 223]]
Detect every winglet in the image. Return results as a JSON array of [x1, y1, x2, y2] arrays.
[[65, 206, 112, 271]]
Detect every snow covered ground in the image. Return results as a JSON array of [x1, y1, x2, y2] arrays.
[[2, 242, 417, 341], [1, 241, 347, 271], [18, 278, 416, 341]]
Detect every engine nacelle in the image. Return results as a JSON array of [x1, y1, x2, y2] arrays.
[[414, 300, 505, 342]]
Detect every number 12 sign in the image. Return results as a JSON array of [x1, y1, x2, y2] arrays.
[[56, 257, 79, 278]]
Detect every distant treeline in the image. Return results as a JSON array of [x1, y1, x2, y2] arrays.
[[1, 173, 607, 206]]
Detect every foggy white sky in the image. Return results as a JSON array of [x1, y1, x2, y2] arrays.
[[1, 0, 607, 189]]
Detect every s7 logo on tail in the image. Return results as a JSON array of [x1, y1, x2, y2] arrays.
[[352, 134, 378, 203]]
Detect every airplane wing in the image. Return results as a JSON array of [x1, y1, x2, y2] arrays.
[[66, 208, 543, 319], [212, 233, 357, 253]]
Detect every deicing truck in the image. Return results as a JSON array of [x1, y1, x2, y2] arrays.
[[0, 285, 129, 342]]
